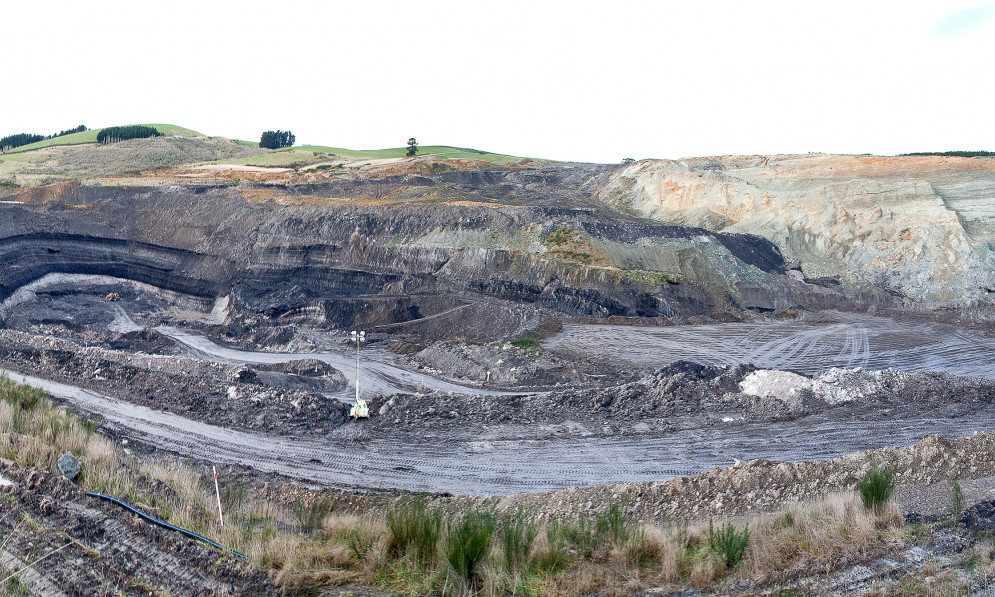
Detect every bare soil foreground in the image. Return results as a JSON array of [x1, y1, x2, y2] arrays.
[[0, 463, 274, 596]]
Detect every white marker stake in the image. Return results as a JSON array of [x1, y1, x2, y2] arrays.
[[213, 466, 224, 527]]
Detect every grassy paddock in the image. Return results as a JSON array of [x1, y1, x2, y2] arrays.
[[3, 124, 202, 154], [0, 375, 926, 594], [212, 144, 535, 169], [4, 126, 538, 166], [292, 144, 533, 164]]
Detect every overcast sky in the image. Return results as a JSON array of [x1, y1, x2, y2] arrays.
[[3, 1, 993, 163]]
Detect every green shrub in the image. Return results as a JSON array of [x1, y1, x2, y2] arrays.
[[537, 520, 570, 572], [708, 520, 750, 569], [500, 509, 538, 572], [347, 527, 379, 560], [544, 227, 576, 246], [948, 476, 965, 517], [444, 509, 496, 585], [509, 337, 539, 350], [386, 495, 442, 566], [293, 494, 333, 532], [562, 516, 598, 557], [858, 465, 895, 511], [595, 502, 632, 546]]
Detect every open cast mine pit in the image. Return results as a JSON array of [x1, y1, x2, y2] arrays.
[[3, 152, 995, 594]]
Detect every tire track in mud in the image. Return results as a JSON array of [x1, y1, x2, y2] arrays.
[[156, 326, 515, 403], [547, 314, 995, 378], [5, 368, 995, 495]]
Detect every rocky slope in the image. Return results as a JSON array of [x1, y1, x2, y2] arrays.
[[597, 154, 995, 303], [0, 173, 818, 339]]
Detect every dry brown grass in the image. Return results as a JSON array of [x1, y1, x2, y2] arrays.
[[741, 492, 906, 583], [0, 376, 925, 595]]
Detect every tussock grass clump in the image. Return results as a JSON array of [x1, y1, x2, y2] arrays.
[[293, 494, 334, 532], [0, 376, 107, 474], [562, 516, 599, 558], [444, 509, 496, 586], [386, 495, 443, 566], [0, 376, 358, 588], [707, 520, 750, 568], [859, 465, 896, 512], [499, 509, 538, 573], [596, 501, 634, 546], [536, 519, 571, 573], [948, 476, 965, 517]]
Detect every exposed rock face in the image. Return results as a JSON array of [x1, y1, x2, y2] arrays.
[[597, 154, 995, 303], [0, 179, 801, 335], [0, 233, 227, 302]]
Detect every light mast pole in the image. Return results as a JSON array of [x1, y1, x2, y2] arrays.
[[350, 330, 365, 403]]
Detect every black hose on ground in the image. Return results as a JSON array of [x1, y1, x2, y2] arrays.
[[86, 491, 248, 560]]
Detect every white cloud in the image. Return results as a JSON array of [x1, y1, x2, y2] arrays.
[[933, 3, 995, 37]]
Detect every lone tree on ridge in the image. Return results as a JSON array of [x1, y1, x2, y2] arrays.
[[406, 137, 418, 157]]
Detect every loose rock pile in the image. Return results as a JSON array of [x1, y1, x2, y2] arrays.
[[367, 361, 995, 440], [483, 432, 995, 524], [0, 330, 348, 433]]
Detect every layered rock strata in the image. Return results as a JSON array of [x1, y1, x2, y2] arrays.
[[0, 179, 804, 335]]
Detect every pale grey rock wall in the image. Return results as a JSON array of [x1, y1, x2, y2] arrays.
[[598, 154, 995, 303]]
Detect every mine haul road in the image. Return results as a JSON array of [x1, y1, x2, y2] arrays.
[[5, 323, 995, 495], [156, 325, 511, 401]]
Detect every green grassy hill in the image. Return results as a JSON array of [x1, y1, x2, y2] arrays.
[[5, 124, 202, 154], [301, 144, 531, 163], [4, 123, 541, 168], [218, 144, 533, 167]]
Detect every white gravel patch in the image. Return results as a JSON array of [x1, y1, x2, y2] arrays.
[[741, 367, 887, 405], [739, 369, 811, 401]]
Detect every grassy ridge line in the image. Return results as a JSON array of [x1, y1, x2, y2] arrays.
[[8, 128, 539, 166], [299, 144, 535, 164], [3, 124, 202, 154], [215, 144, 535, 167]]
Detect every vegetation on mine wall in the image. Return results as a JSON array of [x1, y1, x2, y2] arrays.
[[1, 375, 989, 595]]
